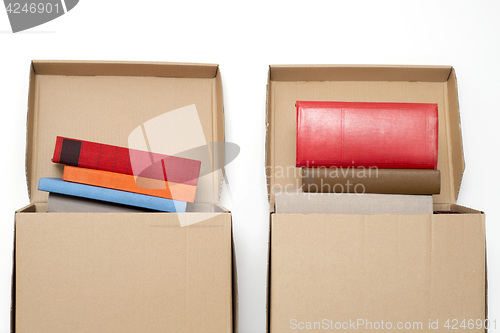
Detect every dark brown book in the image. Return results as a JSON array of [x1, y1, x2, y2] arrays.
[[301, 168, 441, 194]]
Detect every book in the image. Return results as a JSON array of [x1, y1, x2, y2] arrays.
[[63, 165, 197, 202], [47, 193, 151, 213], [301, 168, 441, 194], [38, 178, 187, 213], [47, 193, 226, 213], [296, 101, 439, 169], [274, 190, 433, 214], [52, 136, 201, 186]]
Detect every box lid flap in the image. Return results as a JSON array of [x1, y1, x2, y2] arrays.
[[266, 65, 465, 206], [26, 60, 225, 204]]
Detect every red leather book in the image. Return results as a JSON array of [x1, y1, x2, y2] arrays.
[[52, 136, 201, 186], [296, 101, 438, 169]]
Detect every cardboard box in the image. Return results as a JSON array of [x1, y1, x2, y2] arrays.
[[266, 65, 486, 333], [12, 61, 236, 332]]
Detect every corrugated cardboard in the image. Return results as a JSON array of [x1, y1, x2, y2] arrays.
[[267, 65, 463, 206], [13, 61, 235, 333], [26, 60, 224, 204], [271, 212, 485, 333], [266, 65, 486, 333]]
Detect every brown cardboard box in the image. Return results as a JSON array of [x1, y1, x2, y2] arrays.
[[266, 65, 486, 333], [12, 61, 236, 333]]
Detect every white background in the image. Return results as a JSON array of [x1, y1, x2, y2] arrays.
[[0, 1, 499, 332]]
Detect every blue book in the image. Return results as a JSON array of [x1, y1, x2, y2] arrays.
[[38, 178, 187, 213]]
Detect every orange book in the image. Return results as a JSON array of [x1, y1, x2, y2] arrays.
[[63, 165, 197, 202]]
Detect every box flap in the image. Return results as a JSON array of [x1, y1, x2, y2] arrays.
[[266, 65, 464, 206], [26, 60, 225, 204]]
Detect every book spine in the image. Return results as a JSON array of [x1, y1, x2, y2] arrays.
[[63, 166, 197, 202], [296, 101, 439, 169], [301, 168, 441, 194], [38, 178, 187, 213], [52, 136, 200, 186]]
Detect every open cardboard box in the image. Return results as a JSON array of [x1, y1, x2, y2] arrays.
[[12, 61, 237, 332], [266, 65, 486, 333]]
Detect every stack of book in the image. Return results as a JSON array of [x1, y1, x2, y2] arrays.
[[38, 136, 201, 213], [278, 101, 441, 214]]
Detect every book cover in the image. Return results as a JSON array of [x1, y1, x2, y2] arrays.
[[52, 136, 201, 186], [274, 189, 433, 214], [63, 165, 197, 202], [47, 193, 151, 213], [301, 168, 441, 194], [38, 178, 187, 213], [296, 101, 438, 169], [47, 193, 227, 213]]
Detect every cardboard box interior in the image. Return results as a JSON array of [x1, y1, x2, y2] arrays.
[[265, 65, 486, 333], [26, 60, 225, 205], [266, 65, 465, 208], [13, 61, 236, 333]]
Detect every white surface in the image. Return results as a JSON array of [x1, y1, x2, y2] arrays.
[[1, 1, 499, 332]]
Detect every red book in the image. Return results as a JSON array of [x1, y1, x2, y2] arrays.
[[52, 136, 201, 186], [296, 101, 438, 169]]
